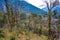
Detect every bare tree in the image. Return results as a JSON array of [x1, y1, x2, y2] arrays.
[[42, 0, 59, 40], [4, 0, 10, 21]]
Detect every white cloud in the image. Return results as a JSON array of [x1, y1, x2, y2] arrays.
[[24, 0, 47, 9], [24, 0, 60, 9], [59, 0, 60, 2]]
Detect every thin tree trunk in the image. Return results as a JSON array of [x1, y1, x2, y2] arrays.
[[4, 0, 10, 24], [53, 25, 59, 40]]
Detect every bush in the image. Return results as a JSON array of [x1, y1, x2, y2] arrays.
[[0, 29, 5, 38], [57, 25, 60, 32], [10, 35, 15, 40]]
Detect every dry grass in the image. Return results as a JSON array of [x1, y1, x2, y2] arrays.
[[0, 28, 48, 40]]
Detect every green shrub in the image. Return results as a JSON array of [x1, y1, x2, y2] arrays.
[[57, 25, 60, 32], [10, 35, 15, 40], [0, 29, 5, 38]]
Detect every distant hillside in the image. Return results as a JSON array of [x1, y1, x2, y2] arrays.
[[0, 0, 46, 14], [43, 5, 60, 14], [20, 1, 46, 14], [52, 5, 60, 14]]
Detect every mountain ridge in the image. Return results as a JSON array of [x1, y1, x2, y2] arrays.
[[43, 5, 60, 14], [20, 1, 46, 14]]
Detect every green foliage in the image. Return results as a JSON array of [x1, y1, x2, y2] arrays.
[[53, 10, 58, 16], [0, 29, 5, 38], [38, 15, 42, 19], [58, 15, 60, 19], [10, 35, 15, 40], [0, 13, 3, 22], [31, 13, 38, 18], [0, 19, 2, 23], [24, 30, 29, 35], [20, 13, 26, 20], [57, 25, 60, 32], [0, 38, 4, 40], [0, 13, 2, 17], [53, 10, 58, 18]]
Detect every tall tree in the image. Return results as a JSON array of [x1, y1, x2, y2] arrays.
[[4, 0, 10, 21], [42, 0, 59, 40]]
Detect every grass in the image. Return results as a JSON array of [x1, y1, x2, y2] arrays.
[[0, 28, 48, 40]]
